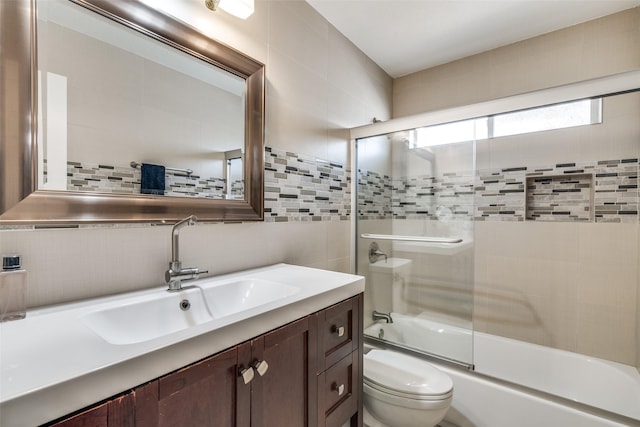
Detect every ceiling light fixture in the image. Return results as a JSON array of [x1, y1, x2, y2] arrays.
[[205, 0, 254, 19]]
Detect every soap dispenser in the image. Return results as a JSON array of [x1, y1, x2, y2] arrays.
[[0, 255, 27, 322]]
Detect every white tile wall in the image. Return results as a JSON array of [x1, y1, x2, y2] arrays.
[[393, 8, 640, 118], [473, 220, 638, 365]]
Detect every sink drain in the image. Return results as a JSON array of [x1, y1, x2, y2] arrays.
[[180, 299, 191, 311]]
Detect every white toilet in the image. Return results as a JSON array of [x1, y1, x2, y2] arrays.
[[363, 349, 453, 427]]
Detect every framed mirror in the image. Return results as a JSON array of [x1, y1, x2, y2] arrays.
[[0, 0, 264, 224]]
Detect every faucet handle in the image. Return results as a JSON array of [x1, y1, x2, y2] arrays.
[[368, 242, 388, 263]]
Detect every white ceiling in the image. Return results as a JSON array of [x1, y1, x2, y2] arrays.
[[306, 0, 640, 78]]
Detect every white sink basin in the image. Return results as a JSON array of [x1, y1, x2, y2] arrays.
[[1, 264, 365, 427], [202, 278, 300, 318], [81, 287, 213, 345], [81, 278, 300, 345]]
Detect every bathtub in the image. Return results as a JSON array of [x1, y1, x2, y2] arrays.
[[364, 313, 640, 426], [365, 312, 473, 364]]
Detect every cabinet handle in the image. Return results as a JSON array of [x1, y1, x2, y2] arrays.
[[253, 360, 269, 377], [239, 366, 255, 385], [331, 325, 345, 337], [332, 383, 345, 396]]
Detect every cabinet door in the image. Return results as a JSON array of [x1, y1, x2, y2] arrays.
[[249, 316, 317, 427], [46, 393, 134, 427], [317, 351, 359, 427], [316, 296, 360, 372], [46, 403, 108, 427], [134, 347, 240, 427]]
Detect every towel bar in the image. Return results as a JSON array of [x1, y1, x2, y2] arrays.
[[360, 233, 462, 244], [130, 161, 193, 175]]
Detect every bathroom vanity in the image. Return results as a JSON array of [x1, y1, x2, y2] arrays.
[[0, 264, 364, 427]]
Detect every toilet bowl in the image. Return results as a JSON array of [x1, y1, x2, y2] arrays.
[[363, 349, 453, 427]]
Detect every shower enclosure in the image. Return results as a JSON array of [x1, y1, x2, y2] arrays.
[[353, 70, 640, 423], [356, 127, 476, 366]]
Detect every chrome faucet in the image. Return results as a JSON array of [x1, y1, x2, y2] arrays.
[[372, 310, 393, 323], [368, 242, 388, 263], [165, 215, 208, 292]]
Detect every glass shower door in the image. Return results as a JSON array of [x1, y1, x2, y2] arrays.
[[356, 123, 475, 366]]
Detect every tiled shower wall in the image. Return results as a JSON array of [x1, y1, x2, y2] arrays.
[[358, 157, 639, 224], [388, 6, 640, 370]]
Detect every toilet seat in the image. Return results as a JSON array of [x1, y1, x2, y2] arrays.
[[364, 349, 453, 401]]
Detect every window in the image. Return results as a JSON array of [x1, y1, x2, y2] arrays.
[[413, 117, 487, 148], [412, 98, 602, 148], [492, 98, 601, 138]]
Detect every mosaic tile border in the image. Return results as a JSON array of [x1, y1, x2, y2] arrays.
[[264, 147, 351, 222], [51, 147, 351, 223], [357, 170, 392, 219], [358, 158, 639, 223], [477, 159, 639, 223], [357, 170, 474, 221], [475, 168, 526, 221], [66, 161, 227, 199], [526, 174, 592, 221], [51, 154, 640, 225]]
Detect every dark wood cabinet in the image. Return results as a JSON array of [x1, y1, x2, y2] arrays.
[[46, 393, 134, 427], [133, 347, 239, 427], [47, 403, 109, 427], [248, 316, 317, 427], [316, 294, 362, 427], [45, 294, 363, 427]]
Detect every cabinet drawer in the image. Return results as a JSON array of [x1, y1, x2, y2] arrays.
[[317, 351, 359, 427], [317, 296, 360, 371]]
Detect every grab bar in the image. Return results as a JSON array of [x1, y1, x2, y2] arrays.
[[360, 233, 462, 244], [130, 161, 193, 176]]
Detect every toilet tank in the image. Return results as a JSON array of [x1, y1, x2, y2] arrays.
[[369, 258, 412, 314]]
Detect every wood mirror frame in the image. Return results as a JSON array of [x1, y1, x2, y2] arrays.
[[0, 0, 264, 225]]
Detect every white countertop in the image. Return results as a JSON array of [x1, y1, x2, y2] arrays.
[[0, 264, 364, 426]]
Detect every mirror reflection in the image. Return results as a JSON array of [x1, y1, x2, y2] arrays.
[[37, 0, 246, 200]]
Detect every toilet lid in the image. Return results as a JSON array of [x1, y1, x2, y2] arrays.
[[364, 349, 453, 398]]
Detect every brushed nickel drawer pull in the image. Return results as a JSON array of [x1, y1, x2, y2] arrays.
[[239, 366, 255, 385], [253, 359, 269, 377], [332, 325, 345, 337], [332, 382, 345, 396]]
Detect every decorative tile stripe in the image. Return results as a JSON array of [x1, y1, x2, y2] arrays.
[[58, 155, 640, 224], [357, 170, 474, 221], [392, 173, 475, 220], [476, 159, 639, 222], [526, 174, 592, 221], [475, 168, 526, 221], [65, 148, 350, 222], [357, 170, 392, 219], [593, 159, 639, 222], [67, 161, 227, 198], [230, 179, 244, 198], [264, 147, 351, 222], [358, 158, 639, 223]]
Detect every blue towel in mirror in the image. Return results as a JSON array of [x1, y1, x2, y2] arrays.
[[141, 163, 165, 195]]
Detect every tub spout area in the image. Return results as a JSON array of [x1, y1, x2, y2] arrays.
[[372, 310, 393, 323]]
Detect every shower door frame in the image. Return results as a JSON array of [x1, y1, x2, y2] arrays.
[[349, 69, 640, 370]]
